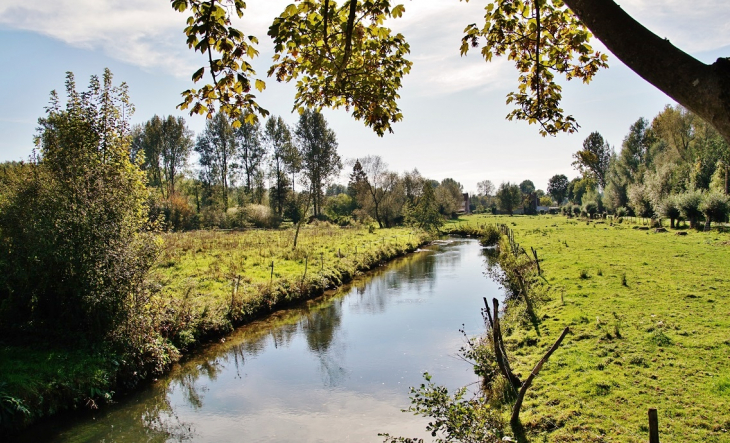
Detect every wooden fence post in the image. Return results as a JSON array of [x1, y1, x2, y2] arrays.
[[648, 408, 659, 443]]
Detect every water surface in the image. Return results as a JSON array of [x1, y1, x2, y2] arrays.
[[21, 239, 501, 442]]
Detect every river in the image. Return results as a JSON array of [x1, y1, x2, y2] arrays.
[[18, 238, 502, 442]]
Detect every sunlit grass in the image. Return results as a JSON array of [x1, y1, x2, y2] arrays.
[[151, 224, 430, 322], [455, 214, 730, 442]]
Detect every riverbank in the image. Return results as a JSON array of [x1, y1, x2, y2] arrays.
[[455, 214, 730, 442], [0, 223, 432, 434]]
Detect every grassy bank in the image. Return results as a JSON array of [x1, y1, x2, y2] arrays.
[[0, 223, 431, 433], [455, 214, 730, 442]]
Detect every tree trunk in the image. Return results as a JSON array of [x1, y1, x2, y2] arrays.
[[562, 0, 730, 144], [293, 192, 312, 249]]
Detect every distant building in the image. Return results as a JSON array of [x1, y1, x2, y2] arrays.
[[459, 193, 471, 214]]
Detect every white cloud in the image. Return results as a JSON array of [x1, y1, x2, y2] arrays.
[[0, 0, 198, 76], [1, 0, 726, 85]]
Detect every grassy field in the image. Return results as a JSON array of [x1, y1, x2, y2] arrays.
[[0, 223, 431, 432], [451, 214, 730, 442], [150, 223, 430, 346]]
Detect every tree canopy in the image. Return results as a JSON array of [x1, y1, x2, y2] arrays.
[[172, 0, 730, 142], [572, 131, 612, 188], [547, 174, 569, 204]]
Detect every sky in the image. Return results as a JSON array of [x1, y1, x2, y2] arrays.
[[1, 0, 728, 193]]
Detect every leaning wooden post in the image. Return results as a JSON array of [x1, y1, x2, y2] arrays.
[[230, 275, 240, 314], [301, 256, 308, 290], [511, 326, 570, 425], [492, 298, 522, 390], [648, 408, 659, 443], [482, 297, 494, 330]]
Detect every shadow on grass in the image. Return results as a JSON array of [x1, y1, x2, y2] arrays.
[[510, 419, 530, 443]]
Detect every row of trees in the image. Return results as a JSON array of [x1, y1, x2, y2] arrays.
[[554, 105, 729, 228], [131, 112, 548, 230], [131, 109, 341, 227]]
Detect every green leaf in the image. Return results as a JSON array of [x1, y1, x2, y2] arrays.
[[255, 79, 266, 92], [391, 4, 405, 18], [192, 67, 205, 82]]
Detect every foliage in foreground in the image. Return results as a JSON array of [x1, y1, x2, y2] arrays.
[[381, 374, 505, 443], [0, 70, 157, 343]]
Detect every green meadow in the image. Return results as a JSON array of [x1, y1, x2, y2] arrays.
[[452, 214, 730, 442]]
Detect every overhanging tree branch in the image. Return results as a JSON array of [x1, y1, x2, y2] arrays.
[[562, 0, 730, 143]]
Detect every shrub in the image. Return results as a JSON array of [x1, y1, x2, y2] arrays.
[[0, 70, 158, 342], [479, 225, 502, 246], [615, 206, 628, 217], [572, 205, 581, 216], [583, 201, 598, 218], [699, 192, 729, 230], [152, 193, 198, 231], [628, 183, 653, 218], [658, 195, 681, 228], [200, 206, 229, 228], [244, 204, 280, 228], [677, 190, 704, 229]]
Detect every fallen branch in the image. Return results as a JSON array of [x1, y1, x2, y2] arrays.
[[511, 326, 570, 425]]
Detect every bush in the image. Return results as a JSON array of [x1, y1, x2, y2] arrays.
[[0, 70, 158, 342], [572, 205, 581, 216], [628, 183, 653, 218], [199, 206, 230, 228], [658, 195, 681, 228], [479, 225, 502, 246], [244, 204, 280, 228], [615, 206, 628, 217], [677, 190, 704, 229], [583, 201, 598, 218], [150, 193, 198, 231]]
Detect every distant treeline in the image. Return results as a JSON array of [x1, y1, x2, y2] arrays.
[[544, 104, 729, 228]]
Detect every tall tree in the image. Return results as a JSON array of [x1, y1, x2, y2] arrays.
[[547, 174, 569, 205], [567, 176, 596, 205], [436, 178, 464, 217], [477, 179, 495, 197], [295, 109, 341, 217], [235, 113, 267, 203], [402, 168, 425, 204], [195, 113, 236, 211], [132, 115, 193, 197], [162, 116, 194, 196], [356, 155, 391, 228], [131, 116, 164, 193], [409, 181, 442, 231], [264, 116, 296, 217], [573, 131, 612, 188], [496, 182, 522, 215], [519, 180, 536, 195], [348, 159, 367, 204]]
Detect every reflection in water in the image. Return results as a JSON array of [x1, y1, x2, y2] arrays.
[[303, 299, 347, 387], [18, 239, 502, 443]]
